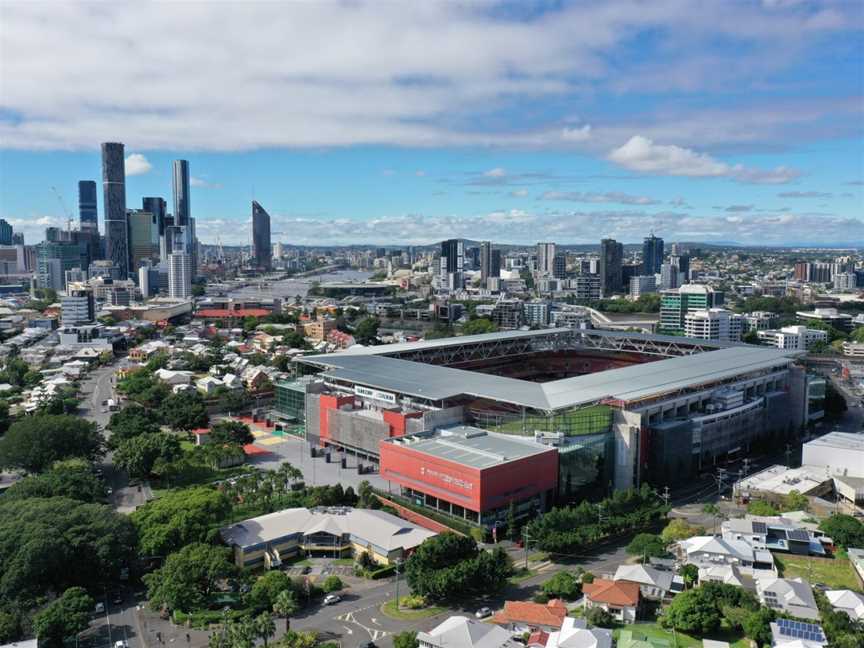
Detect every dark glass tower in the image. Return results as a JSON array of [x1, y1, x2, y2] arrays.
[[642, 234, 664, 275], [599, 238, 624, 296], [252, 200, 272, 270], [101, 142, 128, 278], [172, 160, 191, 249], [78, 180, 98, 230], [143, 197, 168, 262]]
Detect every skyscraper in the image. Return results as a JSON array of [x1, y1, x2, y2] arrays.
[[172, 160, 190, 231], [252, 200, 272, 270], [0, 219, 12, 246], [101, 142, 128, 278], [440, 238, 464, 290], [127, 209, 159, 272], [536, 242, 556, 276], [78, 181, 98, 230], [480, 240, 498, 287], [142, 197, 168, 262], [599, 238, 624, 296], [168, 227, 192, 299], [642, 234, 664, 275]]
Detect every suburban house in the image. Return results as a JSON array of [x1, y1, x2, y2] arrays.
[[698, 564, 754, 590], [544, 618, 612, 648], [825, 589, 864, 622], [677, 536, 776, 575], [769, 619, 827, 648], [756, 576, 820, 620], [491, 600, 569, 633], [613, 564, 683, 601], [416, 616, 520, 648], [721, 516, 828, 556], [582, 578, 641, 624]]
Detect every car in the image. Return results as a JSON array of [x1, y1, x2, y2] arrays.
[[357, 643, 376, 648], [114, 641, 128, 648], [112, 593, 123, 605], [94, 602, 105, 614], [475, 606, 492, 619], [323, 594, 342, 605]]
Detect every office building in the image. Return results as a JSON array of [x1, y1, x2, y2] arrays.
[[743, 311, 779, 332], [599, 238, 623, 296], [757, 326, 828, 351], [61, 289, 95, 326], [630, 275, 656, 299], [683, 308, 744, 342], [796, 308, 853, 332], [568, 275, 601, 300], [524, 300, 550, 326], [36, 239, 88, 291], [537, 242, 556, 277], [127, 209, 159, 273], [553, 253, 567, 279], [670, 254, 690, 280], [78, 180, 98, 231], [660, 284, 724, 333], [642, 234, 664, 275], [833, 273, 857, 291], [660, 263, 681, 290], [101, 142, 128, 278], [440, 238, 464, 291], [168, 228, 192, 299], [0, 219, 13, 246], [480, 241, 501, 287], [172, 160, 190, 235], [251, 200, 272, 271], [142, 197, 168, 262]]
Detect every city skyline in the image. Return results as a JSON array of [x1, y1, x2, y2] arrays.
[[0, 1, 862, 247]]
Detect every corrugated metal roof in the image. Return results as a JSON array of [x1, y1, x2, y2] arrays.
[[307, 344, 797, 411]]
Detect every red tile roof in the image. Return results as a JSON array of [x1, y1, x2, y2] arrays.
[[196, 308, 271, 319], [583, 578, 640, 607], [527, 630, 550, 647], [491, 599, 567, 628]]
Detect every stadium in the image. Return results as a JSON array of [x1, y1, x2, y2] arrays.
[[279, 329, 821, 529]]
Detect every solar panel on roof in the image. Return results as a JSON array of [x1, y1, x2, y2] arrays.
[[752, 521, 767, 534], [788, 528, 810, 542]]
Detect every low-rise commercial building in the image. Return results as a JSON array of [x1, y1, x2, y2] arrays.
[[219, 506, 436, 568], [684, 308, 744, 342], [757, 326, 828, 351]]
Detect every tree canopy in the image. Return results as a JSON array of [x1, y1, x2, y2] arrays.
[[32, 587, 94, 648], [662, 582, 761, 635], [159, 391, 209, 431], [819, 514, 864, 549], [626, 533, 668, 560], [210, 420, 255, 446], [3, 459, 105, 502], [353, 317, 380, 345], [114, 432, 183, 479], [131, 487, 231, 557], [0, 415, 103, 473], [404, 533, 512, 602], [143, 543, 236, 612], [107, 405, 161, 449], [0, 496, 136, 604]]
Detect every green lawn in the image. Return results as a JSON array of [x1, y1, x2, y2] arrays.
[[509, 567, 536, 583], [776, 554, 863, 591], [616, 623, 749, 648], [381, 599, 445, 621]]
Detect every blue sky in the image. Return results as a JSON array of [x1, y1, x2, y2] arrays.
[[0, 1, 862, 246]]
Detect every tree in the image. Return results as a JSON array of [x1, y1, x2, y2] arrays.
[[249, 570, 296, 612], [144, 543, 236, 612], [32, 587, 94, 647], [680, 564, 699, 589], [210, 420, 255, 446], [585, 606, 614, 628], [393, 631, 419, 648], [0, 497, 136, 603], [0, 400, 10, 435], [273, 589, 300, 632], [357, 480, 377, 508], [353, 317, 380, 345], [742, 330, 760, 345], [114, 432, 183, 478], [542, 571, 582, 600], [662, 588, 722, 634], [626, 533, 668, 560], [819, 514, 864, 549], [662, 519, 704, 544], [273, 630, 318, 648], [741, 607, 775, 646], [0, 415, 102, 473], [252, 612, 277, 648], [507, 500, 518, 542], [131, 487, 231, 556], [461, 318, 497, 335], [405, 533, 512, 602], [321, 575, 343, 593], [747, 500, 779, 516], [159, 391, 208, 431], [782, 489, 809, 512], [107, 405, 161, 449], [4, 459, 105, 502]]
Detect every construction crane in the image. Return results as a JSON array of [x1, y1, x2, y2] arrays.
[[50, 186, 75, 231]]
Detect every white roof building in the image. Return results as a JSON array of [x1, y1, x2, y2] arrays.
[[417, 616, 520, 648], [756, 576, 819, 620], [546, 618, 612, 648], [825, 589, 864, 621]]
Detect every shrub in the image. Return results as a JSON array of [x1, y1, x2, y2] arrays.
[[399, 594, 426, 609], [321, 575, 343, 593]]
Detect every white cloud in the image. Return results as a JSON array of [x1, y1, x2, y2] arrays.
[[561, 125, 592, 142], [124, 153, 152, 176], [540, 191, 660, 205], [484, 168, 507, 178], [608, 136, 800, 184], [777, 190, 833, 198], [415, 170, 426, 177], [510, 189, 529, 197], [190, 175, 220, 188]]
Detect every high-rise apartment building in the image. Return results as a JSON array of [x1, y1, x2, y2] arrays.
[[599, 238, 624, 296], [660, 284, 725, 333], [168, 227, 192, 299], [660, 263, 681, 290], [61, 289, 95, 326], [440, 238, 464, 291], [684, 308, 744, 342], [78, 180, 98, 230], [101, 142, 128, 278], [479, 241, 501, 287], [127, 209, 159, 272], [252, 200, 272, 270], [0, 219, 12, 246], [642, 234, 664, 275], [536, 242, 556, 276], [630, 275, 656, 299], [142, 197, 168, 262], [553, 254, 567, 279]]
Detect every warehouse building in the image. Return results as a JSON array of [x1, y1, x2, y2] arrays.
[[294, 329, 816, 508], [219, 506, 436, 568]]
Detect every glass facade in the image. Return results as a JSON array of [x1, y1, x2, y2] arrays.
[[470, 403, 613, 437]]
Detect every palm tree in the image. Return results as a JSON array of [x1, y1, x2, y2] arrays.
[[227, 619, 256, 648], [253, 612, 276, 648], [273, 589, 299, 632]]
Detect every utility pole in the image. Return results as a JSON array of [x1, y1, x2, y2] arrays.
[[394, 559, 403, 609], [523, 529, 531, 570], [785, 443, 792, 468], [743, 457, 751, 476], [714, 468, 727, 497], [662, 486, 670, 507]]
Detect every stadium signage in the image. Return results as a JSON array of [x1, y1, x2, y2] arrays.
[[354, 385, 397, 404]]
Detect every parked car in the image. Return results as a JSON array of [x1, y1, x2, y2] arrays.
[[94, 602, 105, 614], [323, 594, 342, 605], [475, 606, 492, 619]]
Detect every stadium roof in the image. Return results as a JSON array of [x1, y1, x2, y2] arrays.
[[385, 426, 554, 469], [300, 340, 798, 412]]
